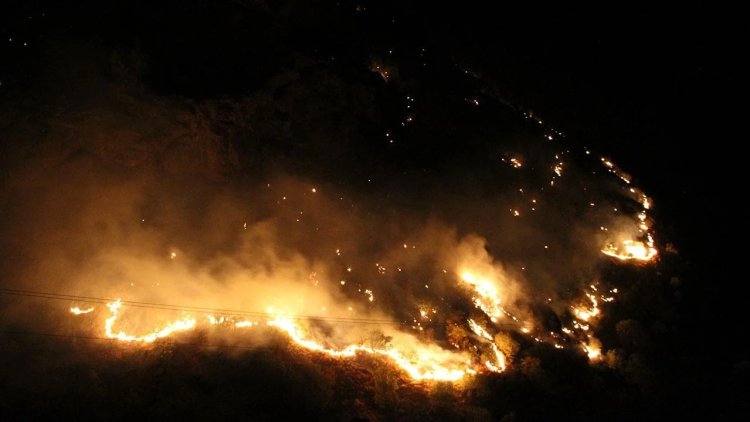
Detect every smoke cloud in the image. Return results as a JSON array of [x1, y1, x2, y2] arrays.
[[0, 38, 652, 376]]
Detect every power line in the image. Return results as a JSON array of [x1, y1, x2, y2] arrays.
[[0, 287, 407, 325], [0, 329, 287, 351], [1, 286, 525, 330], [0, 287, 520, 328]]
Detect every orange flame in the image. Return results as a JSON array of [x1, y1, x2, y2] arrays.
[[602, 240, 657, 262], [70, 306, 95, 315], [467, 319, 506, 372], [87, 300, 484, 382], [104, 299, 196, 343], [460, 272, 504, 322]]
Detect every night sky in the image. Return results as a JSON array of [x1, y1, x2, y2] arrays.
[[1, 1, 746, 420]]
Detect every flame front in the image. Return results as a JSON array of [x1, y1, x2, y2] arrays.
[[60, 155, 659, 383], [70, 306, 95, 315], [72, 300, 479, 382], [102, 299, 196, 343], [460, 272, 504, 322], [467, 319, 507, 372], [597, 156, 659, 263], [602, 240, 657, 262], [567, 286, 610, 362], [267, 314, 473, 381]]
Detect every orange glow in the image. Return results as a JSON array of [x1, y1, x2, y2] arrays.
[[467, 319, 506, 372], [69, 306, 94, 315], [88, 299, 486, 382], [583, 342, 601, 360], [460, 271, 504, 322], [572, 293, 600, 322], [267, 314, 474, 381], [602, 240, 657, 262], [104, 299, 196, 343]]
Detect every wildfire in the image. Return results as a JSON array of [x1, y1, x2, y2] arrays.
[[102, 299, 196, 343], [600, 156, 632, 185], [467, 319, 506, 372], [582, 341, 601, 360], [486, 344, 507, 372], [601, 240, 657, 262], [572, 293, 600, 322], [70, 299, 482, 382], [553, 162, 564, 177], [596, 154, 659, 263], [61, 254, 641, 380], [59, 152, 663, 382], [565, 285, 611, 362], [467, 319, 493, 341], [460, 272, 504, 322], [268, 314, 473, 381], [70, 306, 94, 315]]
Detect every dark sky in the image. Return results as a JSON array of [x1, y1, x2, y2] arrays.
[[2, 1, 739, 243]]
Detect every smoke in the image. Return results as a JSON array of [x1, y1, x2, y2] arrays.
[[0, 39, 651, 373]]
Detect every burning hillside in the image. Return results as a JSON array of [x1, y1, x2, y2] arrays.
[[7, 3, 733, 421], [1, 60, 656, 383]]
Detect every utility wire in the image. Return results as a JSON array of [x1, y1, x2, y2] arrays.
[[0, 329, 291, 351], [0, 287, 519, 328], [0, 287, 406, 325]]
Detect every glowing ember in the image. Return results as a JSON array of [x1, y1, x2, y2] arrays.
[[640, 194, 651, 210], [364, 289, 374, 302], [553, 162, 564, 176], [582, 341, 602, 360]]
